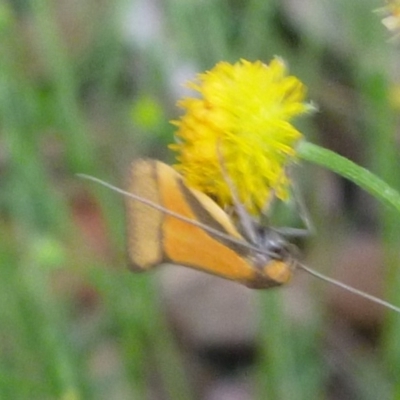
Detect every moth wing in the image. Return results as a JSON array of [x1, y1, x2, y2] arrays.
[[126, 159, 165, 271], [153, 162, 259, 284], [126, 159, 292, 287], [125, 159, 251, 279]]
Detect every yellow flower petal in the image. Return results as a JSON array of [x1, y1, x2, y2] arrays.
[[171, 58, 313, 215]]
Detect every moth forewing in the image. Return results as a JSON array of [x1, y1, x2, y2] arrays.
[[126, 159, 295, 288]]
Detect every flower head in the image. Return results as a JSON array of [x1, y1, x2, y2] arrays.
[[171, 58, 312, 215], [378, 1, 400, 34]]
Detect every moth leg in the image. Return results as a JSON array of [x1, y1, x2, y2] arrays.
[[216, 142, 258, 244]]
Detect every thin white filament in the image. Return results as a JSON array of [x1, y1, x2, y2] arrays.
[[299, 263, 400, 314], [77, 174, 262, 253]]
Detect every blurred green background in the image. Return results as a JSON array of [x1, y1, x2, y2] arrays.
[[2, 0, 400, 399]]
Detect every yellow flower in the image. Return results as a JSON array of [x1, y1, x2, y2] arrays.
[[171, 58, 312, 215], [378, 1, 400, 33]]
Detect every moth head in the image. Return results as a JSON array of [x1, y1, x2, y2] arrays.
[[245, 227, 298, 289]]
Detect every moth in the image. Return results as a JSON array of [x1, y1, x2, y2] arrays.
[[80, 160, 400, 313]]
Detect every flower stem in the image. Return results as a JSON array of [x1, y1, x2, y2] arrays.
[[297, 141, 400, 215]]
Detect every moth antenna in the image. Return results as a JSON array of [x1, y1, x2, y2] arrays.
[[299, 263, 400, 313], [77, 173, 268, 255]]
